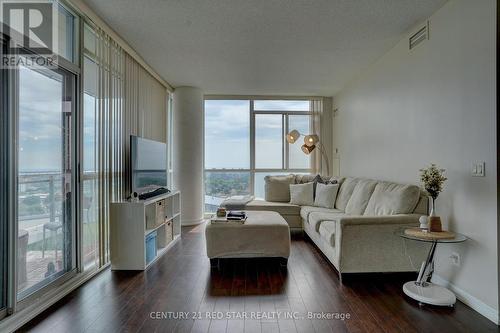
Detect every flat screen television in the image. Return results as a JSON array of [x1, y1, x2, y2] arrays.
[[130, 135, 167, 194]]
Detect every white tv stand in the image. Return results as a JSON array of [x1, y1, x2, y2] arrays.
[[110, 191, 181, 270]]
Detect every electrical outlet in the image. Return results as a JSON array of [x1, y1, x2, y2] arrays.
[[450, 252, 460, 266], [471, 162, 485, 177]]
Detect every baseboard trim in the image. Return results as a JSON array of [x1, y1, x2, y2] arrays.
[[181, 218, 205, 226], [432, 275, 499, 325]]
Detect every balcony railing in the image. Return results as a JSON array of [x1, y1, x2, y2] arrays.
[[17, 172, 98, 295]]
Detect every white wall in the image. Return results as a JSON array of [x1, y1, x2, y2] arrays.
[[333, 0, 497, 320]]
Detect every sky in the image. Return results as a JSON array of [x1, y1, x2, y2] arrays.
[[18, 66, 65, 173], [18, 60, 97, 174]]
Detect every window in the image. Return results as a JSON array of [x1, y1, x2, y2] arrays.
[[205, 100, 250, 169], [254, 100, 310, 111], [255, 114, 282, 168], [288, 115, 310, 169], [204, 98, 311, 211], [57, 4, 77, 62], [82, 54, 99, 270], [205, 171, 251, 212]]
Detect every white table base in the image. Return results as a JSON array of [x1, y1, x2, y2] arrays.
[[403, 281, 456, 306], [400, 230, 466, 308]]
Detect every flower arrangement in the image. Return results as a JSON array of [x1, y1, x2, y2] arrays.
[[419, 164, 447, 215]]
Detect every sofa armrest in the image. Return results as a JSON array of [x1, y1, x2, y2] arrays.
[[334, 214, 428, 273], [337, 214, 422, 226]]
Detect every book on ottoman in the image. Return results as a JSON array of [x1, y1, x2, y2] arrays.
[[227, 211, 246, 220], [210, 211, 247, 224]]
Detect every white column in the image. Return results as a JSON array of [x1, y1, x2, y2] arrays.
[[172, 87, 204, 225]]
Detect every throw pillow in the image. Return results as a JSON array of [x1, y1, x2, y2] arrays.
[[312, 174, 337, 196], [289, 182, 314, 206], [312, 174, 324, 196], [314, 183, 340, 209]]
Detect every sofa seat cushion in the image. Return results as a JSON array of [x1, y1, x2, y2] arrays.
[[345, 179, 378, 215], [300, 206, 343, 221], [245, 199, 300, 216], [318, 221, 336, 247], [364, 182, 421, 216], [308, 211, 345, 232]]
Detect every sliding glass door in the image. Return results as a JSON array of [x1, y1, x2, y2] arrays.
[[16, 63, 76, 300]]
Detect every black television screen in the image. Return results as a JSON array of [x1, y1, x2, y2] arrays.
[[130, 136, 167, 194]]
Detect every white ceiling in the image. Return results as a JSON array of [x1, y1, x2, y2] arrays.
[[82, 0, 447, 96]]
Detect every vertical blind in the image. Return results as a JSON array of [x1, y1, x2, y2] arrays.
[[84, 23, 167, 266]]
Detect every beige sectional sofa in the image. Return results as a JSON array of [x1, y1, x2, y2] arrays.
[[244, 174, 429, 276]]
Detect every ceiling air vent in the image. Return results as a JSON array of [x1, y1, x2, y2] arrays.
[[409, 21, 429, 50]]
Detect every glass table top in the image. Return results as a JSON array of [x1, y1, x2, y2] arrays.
[[397, 228, 468, 243]]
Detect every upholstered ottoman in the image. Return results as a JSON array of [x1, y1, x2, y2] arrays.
[[205, 211, 290, 266]]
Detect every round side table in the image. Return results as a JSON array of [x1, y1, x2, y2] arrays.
[[399, 228, 467, 307]]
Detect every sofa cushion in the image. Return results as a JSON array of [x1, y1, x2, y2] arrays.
[[300, 206, 343, 221], [413, 192, 429, 215], [264, 174, 295, 202], [308, 211, 344, 232], [345, 179, 378, 215], [294, 174, 317, 184], [364, 182, 421, 216], [314, 183, 340, 209], [318, 221, 336, 247], [335, 177, 359, 211], [245, 199, 300, 216]]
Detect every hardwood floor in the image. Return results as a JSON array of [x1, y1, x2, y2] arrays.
[[20, 223, 498, 333]]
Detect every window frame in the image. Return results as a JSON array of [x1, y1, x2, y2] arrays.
[[0, 32, 9, 321], [204, 97, 313, 210]]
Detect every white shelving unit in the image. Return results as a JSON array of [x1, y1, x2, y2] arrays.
[[110, 191, 181, 270]]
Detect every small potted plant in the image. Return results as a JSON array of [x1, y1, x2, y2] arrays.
[[419, 164, 447, 232]]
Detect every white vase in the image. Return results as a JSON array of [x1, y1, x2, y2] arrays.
[[430, 198, 436, 217]]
